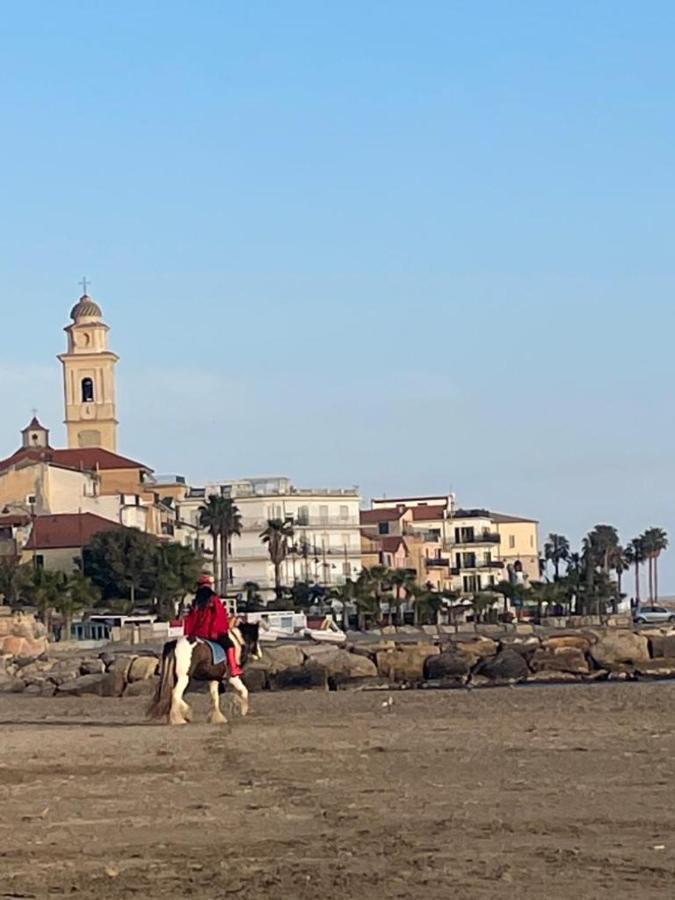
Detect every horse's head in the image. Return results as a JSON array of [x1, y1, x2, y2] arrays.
[[238, 622, 262, 664]]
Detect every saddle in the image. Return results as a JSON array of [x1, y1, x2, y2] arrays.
[[195, 638, 227, 666]]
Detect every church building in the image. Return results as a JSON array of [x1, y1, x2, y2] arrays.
[[58, 290, 119, 451]]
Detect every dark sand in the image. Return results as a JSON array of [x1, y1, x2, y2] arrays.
[[1, 683, 674, 899]]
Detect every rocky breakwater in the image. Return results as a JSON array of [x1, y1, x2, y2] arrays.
[[3, 626, 675, 698]]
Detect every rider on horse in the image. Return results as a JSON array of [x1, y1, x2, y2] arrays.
[[182, 574, 243, 677]]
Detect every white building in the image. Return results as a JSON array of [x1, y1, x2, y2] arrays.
[[176, 476, 362, 597]]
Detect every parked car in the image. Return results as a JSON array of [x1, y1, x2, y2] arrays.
[[633, 606, 675, 625]]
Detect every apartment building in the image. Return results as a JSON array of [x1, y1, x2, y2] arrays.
[[176, 476, 363, 596], [366, 493, 539, 593]]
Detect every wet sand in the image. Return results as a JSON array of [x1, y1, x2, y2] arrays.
[[1, 683, 675, 899]]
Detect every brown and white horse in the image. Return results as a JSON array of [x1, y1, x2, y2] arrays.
[[147, 623, 262, 725]]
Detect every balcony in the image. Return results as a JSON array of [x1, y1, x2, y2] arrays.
[[241, 516, 360, 531], [425, 557, 450, 568], [446, 532, 501, 546]]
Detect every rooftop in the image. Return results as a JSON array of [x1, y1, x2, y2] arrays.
[[0, 446, 152, 474], [24, 512, 123, 550]]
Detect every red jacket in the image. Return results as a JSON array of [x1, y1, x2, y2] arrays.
[[183, 593, 230, 641]]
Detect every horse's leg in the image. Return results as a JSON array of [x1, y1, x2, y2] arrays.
[[169, 638, 193, 725], [228, 675, 249, 717], [207, 679, 227, 724]]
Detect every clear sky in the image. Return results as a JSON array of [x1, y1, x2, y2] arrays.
[[1, 2, 674, 588]]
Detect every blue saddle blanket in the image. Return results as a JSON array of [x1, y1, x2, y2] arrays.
[[197, 638, 227, 666]]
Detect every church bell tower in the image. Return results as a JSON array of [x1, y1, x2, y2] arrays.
[[58, 286, 119, 451]]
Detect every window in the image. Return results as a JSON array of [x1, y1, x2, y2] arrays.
[[81, 377, 94, 403], [319, 505, 329, 524], [378, 522, 390, 535], [530, 535, 534, 547], [35, 555, 44, 569], [341, 533, 351, 549], [342, 562, 351, 576], [339, 505, 349, 521], [297, 505, 309, 525], [508, 535, 516, 550]]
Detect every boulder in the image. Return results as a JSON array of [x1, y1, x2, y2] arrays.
[[100, 669, 127, 697], [301, 645, 343, 664], [0, 677, 26, 693], [376, 644, 439, 683], [647, 634, 675, 659], [590, 632, 649, 668], [310, 651, 378, 687], [268, 665, 328, 691], [528, 670, 583, 684], [499, 636, 541, 657], [542, 634, 592, 652], [80, 658, 106, 676], [530, 647, 590, 675], [474, 649, 529, 682], [0, 636, 28, 657], [454, 637, 498, 660], [261, 645, 305, 673], [514, 624, 535, 635], [348, 641, 396, 660], [243, 667, 268, 692], [127, 656, 159, 682], [57, 674, 106, 696], [124, 678, 157, 697], [24, 680, 57, 697], [48, 663, 82, 685], [107, 655, 136, 680], [635, 659, 675, 678], [424, 651, 472, 680]]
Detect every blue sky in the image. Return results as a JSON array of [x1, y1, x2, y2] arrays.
[[1, 2, 674, 589]]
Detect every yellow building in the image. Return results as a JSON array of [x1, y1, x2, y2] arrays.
[[58, 291, 119, 451]]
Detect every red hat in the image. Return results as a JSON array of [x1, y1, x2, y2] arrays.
[[198, 574, 214, 586]]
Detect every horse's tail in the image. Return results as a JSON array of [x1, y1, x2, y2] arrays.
[[147, 641, 177, 720]]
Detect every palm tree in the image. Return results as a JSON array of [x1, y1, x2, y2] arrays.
[[260, 518, 295, 600], [389, 568, 417, 625], [641, 527, 669, 603], [57, 571, 100, 639], [585, 525, 620, 575], [329, 579, 356, 630], [624, 538, 644, 605], [199, 496, 242, 594], [543, 533, 570, 581], [609, 545, 629, 610], [0, 557, 31, 605], [361, 565, 392, 620]]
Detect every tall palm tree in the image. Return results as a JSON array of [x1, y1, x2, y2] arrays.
[[585, 525, 620, 575], [199, 496, 242, 594], [641, 527, 669, 603], [361, 565, 392, 620], [260, 518, 294, 600], [624, 537, 645, 605], [543, 533, 570, 581], [389, 568, 417, 625], [609, 545, 629, 610]]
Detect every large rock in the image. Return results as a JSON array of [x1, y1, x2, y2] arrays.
[[100, 669, 127, 697], [474, 649, 529, 682], [268, 665, 327, 691], [424, 651, 472, 680], [635, 659, 675, 678], [80, 658, 106, 676], [528, 670, 584, 684], [531, 647, 590, 675], [542, 634, 592, 652], [107, 655, 136, 680], [57, 674, 106, 696], [455, 637, 498, 660], [590, 632, 649, 668], [0, 677, 26, 693], [124, 678, 157, 697], [260, 645, 305, 673], [647, 634, 675, 659], [243, 666, 268, 692], [348, 641, 396, 660], [309, 651, 378, 687], [376, 644, 439, 683], [127, 656, 159, 682], [499, 636, 541, 657]]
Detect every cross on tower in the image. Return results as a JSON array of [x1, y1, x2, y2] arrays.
[[79, 276, 90, 295]]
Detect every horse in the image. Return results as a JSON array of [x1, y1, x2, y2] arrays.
[[147, 622, 262, 725]]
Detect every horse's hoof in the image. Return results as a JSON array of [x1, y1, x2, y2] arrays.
[[207, 714, 228, 725]]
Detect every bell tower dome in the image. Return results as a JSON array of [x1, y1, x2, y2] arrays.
[[58, 284, 119, 451]]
